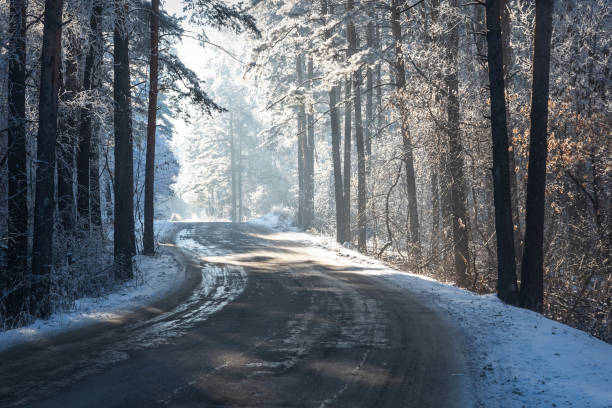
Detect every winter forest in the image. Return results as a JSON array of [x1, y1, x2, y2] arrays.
[[0, 0, 610, 359]]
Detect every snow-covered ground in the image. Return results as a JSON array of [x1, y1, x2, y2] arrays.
[[0, 242, 183, 352], [250, 212, 612, 408]]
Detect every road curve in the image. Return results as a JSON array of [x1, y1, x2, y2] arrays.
[[0, 222, 472, 407]]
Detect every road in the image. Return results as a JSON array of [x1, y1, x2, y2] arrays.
[[0, 222, 472, 407]]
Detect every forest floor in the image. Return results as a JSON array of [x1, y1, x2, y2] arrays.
[[0, 221, 184, 352]]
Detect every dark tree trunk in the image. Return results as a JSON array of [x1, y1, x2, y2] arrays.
[[365, 14, 374, 157], [445, 0, 469, 287], [113, 0, 135, 280], [501, 0, 523, 272], [89, 124, 102, 228], [485, 0, 519, 304], [343, 77, 352, 243], [391, 0, 421, 260], [323, 0, 344, 243], [238, 131, 243, 222], [353, 35, 367, 253], [296, 54, 306, 228], [5, 0, 28, 322], [329, 84, 345, 243], [57, 33, 81, 233], [77, 0, 103, 231], [520, 0, 554, 312], [304, 56, 315, 229], [143, 0, 160, 255], [31, 0, 64, 318], [230, 112, 237, 223]]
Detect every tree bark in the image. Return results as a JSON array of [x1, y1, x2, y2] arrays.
[[143, 0, 160, 255], [444, 0, 470, 286], [343, 77, 352, 243], [501, 0, 523, 272], [31, 0, 64, 318], [296, 54, 307, 228], [57, 32, 80, 233], [520, 0, 554, 312], [391, 0, 421, 261], [485, 0, 519, 304], [5, 0, 28, 322], [78, 0, 103, 231], [322, 0, 345, 243], [304, 56, 315, 229], [230, 112, 237, 223], [113, 0, 135, 280], [353, 34, 367, 252]]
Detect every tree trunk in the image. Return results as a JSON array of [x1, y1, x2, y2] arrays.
[[445, 0, 470, 287], [296, 54, 306, 228], [365, 13, 374, 157], [5, 0, 28, 322], [230, 112, 237, 223], [57, 33, 80, 233], [77, 1, 103, 231], [238, 129, 243, 222], [501, 0, 523, 273], [520, 0, 554, 312], [353, 34, 367, 253], [485, 0, 519, 304], [143, 0, 160, 255], [304, 56, 315, 229], [323, 0, 344, 243], [113, 0, 135, 280], [31, 0, 64, 318], [391, 0, 421, 261], [343, 0, 355, 244]]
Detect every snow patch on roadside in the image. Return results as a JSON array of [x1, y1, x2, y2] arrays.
[[0, 250, 183, 352], [249, 207, 295, 231], [267, 229, 612, 408]]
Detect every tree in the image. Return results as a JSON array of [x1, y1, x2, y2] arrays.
[[113, 0, 136, 279], [77, 0, 104, 231], [57, 30, 81, 233], [391, 0, 421, 261], [353, 34, 367, 253], [445, 0, 469, 287], [4, 0, 28, 323], [31, 0, 64, 318], [520, 0, 554, 312], [143, 0, 160, 255], [322, 0, 345, 243], [484, 0, 519, 304]]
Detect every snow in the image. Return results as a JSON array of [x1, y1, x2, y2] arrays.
[[0, 250, 184, 352], [249, 214, 612, 408]]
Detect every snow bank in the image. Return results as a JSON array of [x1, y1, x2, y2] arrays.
[[273, 230, 612, 408], [249, 206, 295, 230], [0, 250, 183, 352]]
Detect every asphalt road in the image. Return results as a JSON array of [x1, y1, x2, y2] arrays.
[[0, 222, 472, 407]]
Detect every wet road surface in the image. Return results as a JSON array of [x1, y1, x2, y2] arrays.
[[0, 222, 471, 407]]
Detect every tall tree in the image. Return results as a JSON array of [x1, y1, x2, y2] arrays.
[[31, 0, 64, 318], [445, 0, 469, 286], [5, 0, 28, 322], [391, 0, 421, 260], [485, 0, 519, 304], [296, 53, 307, 228], [77, 0, 104, 231], [343, 0, 354, 243], [303, 56, 315, 229], [322, 0, 345, 243], [57, 32, 81, 232], [353, 34, 367, 252], [520, 0, 554, 312], [113, 0, 136, 279], [143, 0, 160, 255]]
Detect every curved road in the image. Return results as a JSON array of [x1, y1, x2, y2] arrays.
[[0, 223, 471, 407]]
